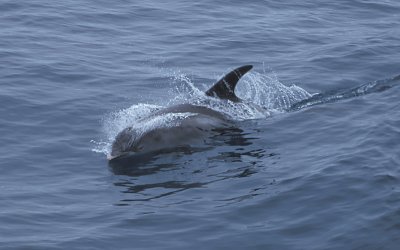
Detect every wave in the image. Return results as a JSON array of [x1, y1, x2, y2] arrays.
[[289, 74, 400, 111]]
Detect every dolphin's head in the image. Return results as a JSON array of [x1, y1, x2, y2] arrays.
[[109, 127, 139, 159]]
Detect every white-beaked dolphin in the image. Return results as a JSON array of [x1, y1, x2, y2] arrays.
[[109, 65, 253, 160]]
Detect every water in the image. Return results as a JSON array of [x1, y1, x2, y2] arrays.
[[1, 1, 400, 249]]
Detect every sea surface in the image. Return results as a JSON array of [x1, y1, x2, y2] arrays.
[[1, 1, 400, 249]]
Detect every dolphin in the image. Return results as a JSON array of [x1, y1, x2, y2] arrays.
[[109, 65, 253, 160]]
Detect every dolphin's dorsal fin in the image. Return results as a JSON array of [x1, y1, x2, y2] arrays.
[[205, 65, 253, 102]]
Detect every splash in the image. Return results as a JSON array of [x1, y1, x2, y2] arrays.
[[102, 103, 161, 141], [93, 104, 161, 155], [92, 67, 312, 156], [93, 103, 199, 156], [237, 71, 313, 111], [166, 68, 312, 120]]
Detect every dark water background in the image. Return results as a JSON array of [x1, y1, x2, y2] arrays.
[[1, 1, 400, 249]]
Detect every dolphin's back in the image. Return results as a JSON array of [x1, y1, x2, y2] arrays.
[[154, 104, 227, 121], [109, 105, 229, 159]]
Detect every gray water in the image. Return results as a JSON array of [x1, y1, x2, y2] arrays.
[[1, 1, 400, 249]]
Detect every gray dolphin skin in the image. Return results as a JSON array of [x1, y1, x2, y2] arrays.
[[109, 65, 253, 160]]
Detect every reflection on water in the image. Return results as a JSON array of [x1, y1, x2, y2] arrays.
[[108, 127, 255, 175], [115, 181, 204, 202], [109, 127, 278, 205]]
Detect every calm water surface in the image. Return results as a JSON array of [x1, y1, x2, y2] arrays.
[[1, 1, 400, 249]]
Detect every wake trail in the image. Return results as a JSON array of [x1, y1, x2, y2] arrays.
[[289, 74, 400, 111]]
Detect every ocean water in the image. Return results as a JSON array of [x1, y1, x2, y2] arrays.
[[1, 1, 400, 249]]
